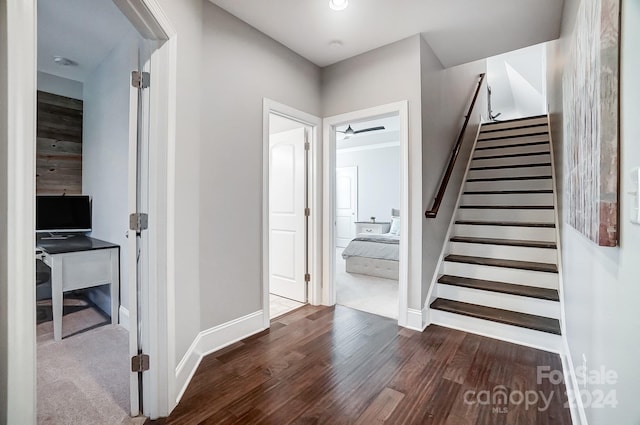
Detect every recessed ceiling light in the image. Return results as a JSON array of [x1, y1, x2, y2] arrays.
[[329, 40, 343, 48], [53, 56, 77, 67], [329, 0, 348, 11]]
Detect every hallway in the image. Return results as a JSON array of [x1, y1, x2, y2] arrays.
[[154, 305, 572, 425]]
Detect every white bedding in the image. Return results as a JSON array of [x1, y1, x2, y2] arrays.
[[341, 233, 400, 262]]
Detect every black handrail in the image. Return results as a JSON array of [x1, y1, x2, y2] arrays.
[[425, 73, 486, 219]]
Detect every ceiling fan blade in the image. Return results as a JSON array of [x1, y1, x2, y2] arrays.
[[337, 125, 355, 136], [354, 126, 385, 134]]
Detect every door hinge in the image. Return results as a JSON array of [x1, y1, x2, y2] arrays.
[[304, 273, 311, 282], [131, 354, 150, 373], [129, 213, 148, 232], [304, 207, 311, 217], [131, 71, 150, 89], [304, 141, 310, 151]]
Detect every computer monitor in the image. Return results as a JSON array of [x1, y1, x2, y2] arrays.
[[36, 195, 92, 233]]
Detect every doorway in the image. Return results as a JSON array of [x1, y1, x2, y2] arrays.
[[262, 100, 322, 326], [334, 116, 401, 319], [3, 0, 175, 421], [323, 102, 409, 323], [33, 0, 169, 421]]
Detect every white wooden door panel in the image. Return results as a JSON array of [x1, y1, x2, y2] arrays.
[[335, 166, 357, 248], [269, 128, 306, 303]]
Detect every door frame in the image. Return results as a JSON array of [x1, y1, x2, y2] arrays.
[[322, 101, 410, 325], [2, 0, 178, 421], [262, 99, 322, 328]]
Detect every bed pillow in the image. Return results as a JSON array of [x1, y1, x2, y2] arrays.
[[389, 216, 400, 236]]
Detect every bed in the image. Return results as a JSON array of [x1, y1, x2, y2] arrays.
[[341, 209, 400, 280]]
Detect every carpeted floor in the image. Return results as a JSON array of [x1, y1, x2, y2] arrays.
[[335, 248, 399, 319], [37, 298, 138, 425]]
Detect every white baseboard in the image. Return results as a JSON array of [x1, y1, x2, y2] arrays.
[[406, 305, 428, 331], [174, 310, 265, 404], [561, 338, 588, 425], [119, 306, 130, 331]]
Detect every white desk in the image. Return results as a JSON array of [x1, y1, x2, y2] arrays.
[[37, 236, 120, 341]]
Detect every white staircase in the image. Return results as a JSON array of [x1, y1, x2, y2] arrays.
[[428, 115, 563, 352]]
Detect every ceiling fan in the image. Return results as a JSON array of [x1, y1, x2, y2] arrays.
[[337, 124, 385, 139]]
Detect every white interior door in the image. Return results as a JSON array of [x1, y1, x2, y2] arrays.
[[127, 41, 152, 417], [269, 127, 307, 303], [127, 67, 141, 416], [336, 166, 358, 248]]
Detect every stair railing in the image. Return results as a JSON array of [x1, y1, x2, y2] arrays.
[[425, 73, 486, 219]]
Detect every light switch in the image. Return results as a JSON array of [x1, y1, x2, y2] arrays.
[[630, 167, 640, 224]]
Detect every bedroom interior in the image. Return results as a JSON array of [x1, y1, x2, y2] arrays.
[[34, 0, 147, 422], [335, 115, 401, 319]]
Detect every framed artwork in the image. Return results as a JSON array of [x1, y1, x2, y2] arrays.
[[563, 0, 620, 246]]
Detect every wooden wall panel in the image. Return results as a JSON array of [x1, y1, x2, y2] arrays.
[[36, 91, 83, 195]]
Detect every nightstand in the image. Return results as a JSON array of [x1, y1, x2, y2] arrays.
[[355, 221, 391, 235]]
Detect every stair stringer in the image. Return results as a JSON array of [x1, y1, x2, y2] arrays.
[[425, 116, 563, 353], [423, 118, 484, 328], [547, 112, 586, 425]]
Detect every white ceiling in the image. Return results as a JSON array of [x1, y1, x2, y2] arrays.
[[209, 0, 564, 68], [38, 0, 564, 83], [38, 0, 136, 82]]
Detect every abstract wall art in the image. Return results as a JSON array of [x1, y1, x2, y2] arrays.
[[563, 0, 620, 246]]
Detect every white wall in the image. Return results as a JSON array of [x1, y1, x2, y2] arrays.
[[1, 1, 37, 423], [322, 35, 423, 310], [487, 43, 546, 120], [198, 3, 321, 330], [547, 0, 640, 423], [152, 0, 203, 365], [82, 30, 139, 315], [0, 2, 9, 420], [336, 145, 400, 224], [37, 71, 82, 100], [420, 37, 487, 311]]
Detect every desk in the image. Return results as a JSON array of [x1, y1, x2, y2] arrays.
[[37, 236, 120, 341]]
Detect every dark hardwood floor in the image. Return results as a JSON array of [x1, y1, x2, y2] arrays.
[[151, 305, 572, 425]]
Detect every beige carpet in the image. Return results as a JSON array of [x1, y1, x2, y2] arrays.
[[336, 248, 399, 319], [37, 304, 139, 425]]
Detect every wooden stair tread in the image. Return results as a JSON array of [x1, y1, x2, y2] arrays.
[[470, 162, 551, 171], [466, 175, 552, 182], [477, 132, 549, 142], [463, 189, 553, 195], [455, 220, 555, 228], [480, 123, 548, 134], [459, 205, 554, 210], [430, 298, 561, 334], [450, 236, 557, 249], [475, 141, 549, 151], [444, 254, 558, 273], [438, 275, 560, 301], [481, 115, 547, 126], [473, 151, 550, 160]]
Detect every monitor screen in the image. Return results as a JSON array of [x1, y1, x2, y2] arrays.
[[36, 196, 92, 233]]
